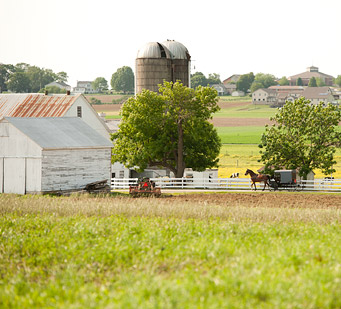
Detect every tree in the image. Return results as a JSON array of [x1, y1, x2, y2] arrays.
[[191, 72, 208, 89], [92, 77, 108, 92], [296, 77, 303, 86], [254, 73, 277, 88], [6, 72, 31, 93], [56, 71, 68, 83], [0, 64, 15, 92], [335, 75, 341, 87], [278, 76, 289, 86], [112, 81, 221, 178], [308, 77, 317, 87], [236, 72, 254, 93], [316, 77, 326, 87], [259, 97, 341, 179], [250, 81, 263, 93], [111, 66, 134, 94], [207, 73, 221, 85]]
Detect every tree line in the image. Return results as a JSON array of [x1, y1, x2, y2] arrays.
[[0, 63, 68, 93]]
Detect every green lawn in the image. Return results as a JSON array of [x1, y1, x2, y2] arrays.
[[0, 194, 340, 308], [215, 104, 277, 118], [217, 126, 265, 144]]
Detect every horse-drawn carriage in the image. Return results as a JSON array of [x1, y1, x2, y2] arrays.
[[245, 169, 303, 191], [269, 170, 303, 191], [129, 177, 161, 197]]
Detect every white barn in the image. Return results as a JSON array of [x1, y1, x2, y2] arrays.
[[0, 93, 110, 140], [0, 117, 113, 194]]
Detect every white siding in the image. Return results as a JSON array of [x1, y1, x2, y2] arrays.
[[64, 96, 111, 140], [4, 158, 25, 194], [26, 158, 42, 193], [0, 158, 3, 193], [41, 148, 111, 192], [0, 122, 41, 157]]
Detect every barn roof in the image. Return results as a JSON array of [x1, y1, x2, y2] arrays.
[[0, 93, 80, 119], [4, 117, 113, 149]]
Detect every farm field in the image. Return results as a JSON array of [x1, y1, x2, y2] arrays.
[[0, 193, 340, 308]]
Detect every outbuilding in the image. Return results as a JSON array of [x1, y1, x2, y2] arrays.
[[0, 117, 113, 194]]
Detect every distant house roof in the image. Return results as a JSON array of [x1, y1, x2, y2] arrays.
[[223, 74, 241, 84], [255, 88, 277, 95], [45, 81, 71, 88], [301, 87, 333, 100], [289, 67, 334, 80], [268, 86, 305, 91], [4, 117, 113, 149], [0, 93, 81, 119]]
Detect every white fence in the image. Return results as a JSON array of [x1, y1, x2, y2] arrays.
[[111, 178, 341, 193]]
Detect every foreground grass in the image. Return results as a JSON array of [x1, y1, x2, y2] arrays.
[[0, 194, 340, 308]]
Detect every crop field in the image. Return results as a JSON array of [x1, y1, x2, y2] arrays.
[[0, 193, 340, 308]]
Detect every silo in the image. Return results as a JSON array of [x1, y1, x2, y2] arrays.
[[135, 42, 172, 93], [162, 40, 191, 87]]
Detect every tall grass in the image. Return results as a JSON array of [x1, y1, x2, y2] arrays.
[[0, 194, 340, 308]]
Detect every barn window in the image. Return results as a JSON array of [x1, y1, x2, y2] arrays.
[[77, 106, 82, 118]]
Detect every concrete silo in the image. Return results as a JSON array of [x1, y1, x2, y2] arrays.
[[162, 40, 191, 88], [135, 42, 172, 93], [135, 40, 191, 93]]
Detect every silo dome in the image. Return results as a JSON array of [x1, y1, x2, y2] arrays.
[[135, 42, 172, 93], [162, 40, 191, 60], [136, 42, 171, 59]]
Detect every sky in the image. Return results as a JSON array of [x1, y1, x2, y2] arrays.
[[1, 0, 341, 88]]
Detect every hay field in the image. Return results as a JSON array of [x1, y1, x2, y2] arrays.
[[0, 193, 340, 308]]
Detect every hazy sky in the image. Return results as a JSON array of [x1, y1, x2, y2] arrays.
[[1, 0, 340, 87]]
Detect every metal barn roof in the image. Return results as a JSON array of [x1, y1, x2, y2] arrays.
[[4, 117, 113, 149], [0, 93, 80, 119]]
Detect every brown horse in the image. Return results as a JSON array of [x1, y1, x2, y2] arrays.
[[245, 169, 270, 191]]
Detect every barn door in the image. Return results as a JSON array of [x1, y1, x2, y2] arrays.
[[4, 158, 25, 194]]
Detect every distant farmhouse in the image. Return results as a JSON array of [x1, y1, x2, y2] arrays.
[[288, 66, 334, 86], [0, 93, 110, 139], [45, 81, 71, 91], [252, 86, 338, 106], [211, 84, 228, 96], [73, 81, 96, 94], [0, 117, 112, 194]]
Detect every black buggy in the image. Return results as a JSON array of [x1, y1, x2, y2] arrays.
[[269, 170, 303, 191]]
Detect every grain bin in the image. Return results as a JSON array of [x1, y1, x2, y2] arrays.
[[135, 42, 172, 93], [162, 40, 191, 88]]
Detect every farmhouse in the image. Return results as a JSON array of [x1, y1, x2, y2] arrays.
[[252, 88, 277, 104], [73, 81, 96, 94], [300, 87, 335, 105], [0, 117, 113, 194], [0, 93, 110, 140]]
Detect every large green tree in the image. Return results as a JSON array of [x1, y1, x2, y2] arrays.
[[259, 97, 341, 179], [92, 77, 108, 92], [250, 73, 277, 92], [207, 73, 221, 85], [6, 72, 31, 93], [236, 72, 254, 93], [111, 66, 134, 94], [308, 77, 317, 87], [112, 81, 221, 178], [296, 77, 303, 86], [191, 72, 208, 89], [0, 64, 15, 92], [278, 76, 289, 86]]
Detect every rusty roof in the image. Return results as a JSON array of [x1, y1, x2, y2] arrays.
[[0, 93, 81, 119]]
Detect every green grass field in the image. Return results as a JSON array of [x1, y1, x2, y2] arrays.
[[215, 104, 277, 118], [216, 126, 265, 144], [0, 194, 340, 308]]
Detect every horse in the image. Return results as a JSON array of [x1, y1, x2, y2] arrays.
[[230, 172, 239, 178], [244, 169, 270, 191]]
